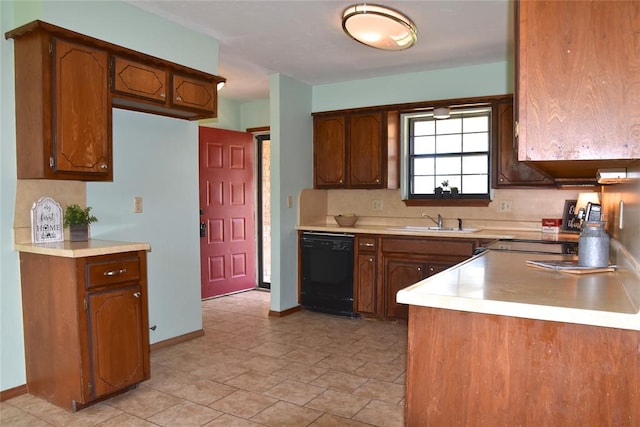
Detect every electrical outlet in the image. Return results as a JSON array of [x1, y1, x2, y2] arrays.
[[134, 196, 143, 213], [372, 199, 383, 211], [498, 200, 512, 212]]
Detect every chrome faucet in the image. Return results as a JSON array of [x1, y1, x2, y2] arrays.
[[423, 213, 443, 228]]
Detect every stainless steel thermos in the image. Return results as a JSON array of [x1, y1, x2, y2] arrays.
[[578, 221, 609, 267]]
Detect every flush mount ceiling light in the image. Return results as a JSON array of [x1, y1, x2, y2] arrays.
[[433, 107, 450, 119], [342, 3, 417, 51]]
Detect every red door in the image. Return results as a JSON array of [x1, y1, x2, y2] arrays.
[[199, 127, 256, 299]]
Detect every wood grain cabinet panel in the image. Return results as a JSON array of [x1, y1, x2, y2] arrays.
[[406, 306, 640, 425], [355, 236, 378, 315], [313, 114, 347, 187], [313, 110, 392, 189], [18, 250, 150, 412], [491, 98, 554, 187], [171, 74, 216, 113], [6, 20, 224, 182], [111, 56, 167, 103], [7, 26, 113, 181], [516, 1, 640, 177]]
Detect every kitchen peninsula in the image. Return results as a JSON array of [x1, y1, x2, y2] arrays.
[[397, 245, 640, 425]]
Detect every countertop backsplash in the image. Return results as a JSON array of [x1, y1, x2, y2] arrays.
[[300, 187, 583, 233]]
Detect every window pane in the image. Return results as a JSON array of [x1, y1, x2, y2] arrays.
[[462, 154, 488, 174], [462, 175, 488, 193], [435, 156, 461, 175], [463, 132, 489, 152], [413, 136, 435, 154], [414, 120, 435, 136], [413, 157, 435, 175], [414, 176, 435, 194], [436, 118, 461, 134], [463, 116, 488, 133], [436, 134, 462, 153]]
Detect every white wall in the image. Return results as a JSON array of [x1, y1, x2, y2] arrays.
[[269, 74, 312, 312], [87, 110, 202, 344], [0, 0, 219, 391]]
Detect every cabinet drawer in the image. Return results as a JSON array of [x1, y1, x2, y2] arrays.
[[86, 255, 141, 289], [382, 237, 475, 257], [358, 237, 377, 252]]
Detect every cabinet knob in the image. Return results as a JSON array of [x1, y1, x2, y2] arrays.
[[339, 179, 343, 184], [100, 163, 108, 170], [176, 96, 182, 101], [160, 93, 166, 98], [417, 267, 421, 271], [363, 243, 374, 247], [368, 257, 373, 262], [429, 267, 434, 272], [133, 291, 141, 298]]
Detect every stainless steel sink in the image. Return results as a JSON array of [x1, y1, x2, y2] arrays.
[[387, 226, 480, 233]]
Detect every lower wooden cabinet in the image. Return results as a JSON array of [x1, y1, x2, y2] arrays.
[[19, 250, 150, 411], [355, 236, 378, 315], [354, 235, 481, 320]]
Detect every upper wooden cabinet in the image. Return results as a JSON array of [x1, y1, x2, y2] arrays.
[[516, 1, 640, 179], [7, 26, 112, 181], [491, 97, 554, 187], [313, 109, 398, 189], [111, 56, 218, 118], [6, 20, 224, 181]]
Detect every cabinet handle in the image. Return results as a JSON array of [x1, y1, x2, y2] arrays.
[[160, 93, 166, 98], [417, 267, 421, 271], [134, 292, 141, 298], [368, 257, 373, 262], [100, 163, 108, 170], [362, 243, 374, 247], [104, 268, 127, 276], [176, 96, 182, 101], [429, 267, 435, 272]]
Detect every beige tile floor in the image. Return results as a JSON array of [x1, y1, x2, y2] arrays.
[[1, 290, 408, 426]]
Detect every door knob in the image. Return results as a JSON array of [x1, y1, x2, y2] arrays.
[[200, 222, 207, 238]]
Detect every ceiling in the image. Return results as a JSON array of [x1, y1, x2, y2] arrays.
[[126, 1, 514, 101]]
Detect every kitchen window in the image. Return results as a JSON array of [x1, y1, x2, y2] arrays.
[[400, 105, 491, 204]]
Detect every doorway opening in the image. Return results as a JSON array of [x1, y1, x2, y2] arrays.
[[256, 133, 271, 289]]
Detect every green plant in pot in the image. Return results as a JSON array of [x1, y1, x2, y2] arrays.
[[63, 204, 98, 241]]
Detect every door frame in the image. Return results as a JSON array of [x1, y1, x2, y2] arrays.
[[255, 132, 271, 289]]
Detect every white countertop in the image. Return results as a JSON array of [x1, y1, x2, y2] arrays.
[[397, 251, 640, 331], [15, 239, 151, 258]]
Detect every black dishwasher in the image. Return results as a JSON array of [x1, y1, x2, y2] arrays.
[[300, 232, 356, 317]]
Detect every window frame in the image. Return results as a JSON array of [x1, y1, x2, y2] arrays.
[[400, 103, 494, 206]]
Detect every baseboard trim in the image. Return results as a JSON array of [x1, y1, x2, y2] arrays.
[[150, 329, 205, 351], [268, 305, 302, 317], [0, 384, 27, 402]]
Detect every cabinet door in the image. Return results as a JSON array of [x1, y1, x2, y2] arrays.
[[88, 286, 145, 398], [356, 253, 377, 315], [171, 74, 216, 113], [112, 56, 167, 103], [349, 112, 385, 188], [383, 257, 426, 319], [53, 38, 111, 178], [314, 115, 347, 188], [492, 100, 554, 187], [517, 1, 640, 162]]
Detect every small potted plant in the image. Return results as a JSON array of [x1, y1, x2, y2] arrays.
[[63, 204, 98, 241], [450, 186, 459, 196], [441, 180, 451, 197]]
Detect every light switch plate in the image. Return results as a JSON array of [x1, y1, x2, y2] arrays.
[[134, 196, 143, 213]]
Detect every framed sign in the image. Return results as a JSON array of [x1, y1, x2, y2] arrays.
[[31, 196, 64, 243], [561, 199, 581, 233]]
